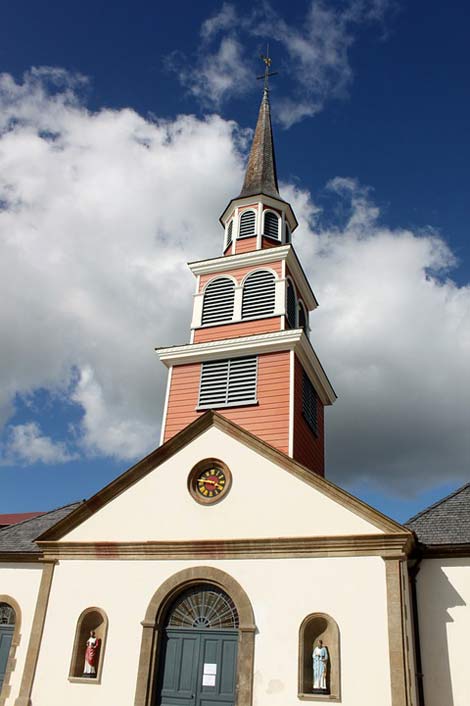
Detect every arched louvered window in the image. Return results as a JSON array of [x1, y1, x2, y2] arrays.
[[298, 301, 308, 332], [202, 278, 235, 326], [263, 211, 280, 239], [242, 270, 276, 319], [226, 220, 233, 249], [239, 210, 256, 238], [285, 223, 291, 244], [286, 279, 297, 328]]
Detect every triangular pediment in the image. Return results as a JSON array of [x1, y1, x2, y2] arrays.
[[38, 413, 409, 548]]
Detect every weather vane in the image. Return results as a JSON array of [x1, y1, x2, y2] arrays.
[[257, 44, 278, 92]]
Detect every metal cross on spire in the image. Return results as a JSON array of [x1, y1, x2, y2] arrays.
[[257, 45, 278, 93]]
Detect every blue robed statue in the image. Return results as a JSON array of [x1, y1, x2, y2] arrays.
[[312, 639, 328, 691]]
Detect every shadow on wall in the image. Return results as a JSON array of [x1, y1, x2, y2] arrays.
[[418, 561, 467, 706]]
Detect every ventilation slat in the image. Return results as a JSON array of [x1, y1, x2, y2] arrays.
[[242, 270, 276, 319], [202, 278, 235, 325], [239, 211, 256, 238], [264, 211, 279, 239], [302, 371, 318, 434], [198, 357, 258, 408], [286, 280, 297, 328], [226, 220, 233, 249]]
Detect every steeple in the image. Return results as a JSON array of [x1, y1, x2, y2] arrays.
[[156, 51, 336, 477], [238, 86, 279, 200]]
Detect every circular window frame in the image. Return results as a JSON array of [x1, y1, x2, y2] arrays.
[[188, 458, 232, 506]]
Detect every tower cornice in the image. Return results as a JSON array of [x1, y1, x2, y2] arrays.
[[155, 329, 336, 405]]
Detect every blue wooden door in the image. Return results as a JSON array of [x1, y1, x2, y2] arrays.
[[156, 629, 238, 706], [0, 625, 14, 693]]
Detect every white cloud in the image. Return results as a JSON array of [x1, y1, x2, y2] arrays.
[[167, 0, 393, 127], [287, 178, 470, 491], [0, 67, 469, 495], [1, 423, 77, 465]]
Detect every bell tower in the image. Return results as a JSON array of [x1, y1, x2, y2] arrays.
[[156, 58, 336, 476]]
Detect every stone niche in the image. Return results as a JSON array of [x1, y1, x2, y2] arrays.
[[69, 607, 108, 683], [298, 612, 340, 700]]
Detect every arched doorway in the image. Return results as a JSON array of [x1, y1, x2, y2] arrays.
[[134, 567, 255, 706], [0, 602, 16, 695], [155, 584, 239, 706]]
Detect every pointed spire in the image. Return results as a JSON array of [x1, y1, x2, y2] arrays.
[[238, 85, 280, 200]]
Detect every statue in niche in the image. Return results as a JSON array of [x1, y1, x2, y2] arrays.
[[312, 639, 329, 692], [83, 630, 100, 677]]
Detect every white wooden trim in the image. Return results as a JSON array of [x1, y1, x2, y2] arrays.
[[232, 208, 238, 255], [233, 285, 243, 320], [288, 349, 295, 456], [256, 202, 262, 249], [159, 366, 173, 445], [191, 293, 204, 329]]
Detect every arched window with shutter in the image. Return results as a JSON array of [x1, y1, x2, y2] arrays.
[[263, 211, 280, 239], [226, 220, 233, 249], [286, 279, 297, 328], [238, 210, 256, 238], [298, 301, 308, 333], [242, 270, 276, 319], [202, 277, 235, 326]]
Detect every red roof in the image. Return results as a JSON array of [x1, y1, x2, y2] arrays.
[[0, 512, 45, 526]]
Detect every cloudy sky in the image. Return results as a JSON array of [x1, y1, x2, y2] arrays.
[[1, 0, 469, 521]]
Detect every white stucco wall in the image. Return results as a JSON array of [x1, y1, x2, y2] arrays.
[[417, 557, 470, 706], [62, 426, 384, 542], [0, 562, 43, 705], [31, 556, 392, 706]]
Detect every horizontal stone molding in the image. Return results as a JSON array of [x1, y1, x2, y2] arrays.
[[38, 533, 413, 561]]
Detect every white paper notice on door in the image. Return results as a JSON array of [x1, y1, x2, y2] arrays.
[[202, 674, 216, 687], [204, 664, 217, 675]]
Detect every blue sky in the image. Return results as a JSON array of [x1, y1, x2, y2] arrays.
[[0, 0, 469, 522]]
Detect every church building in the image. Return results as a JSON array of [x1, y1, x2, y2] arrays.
[[0, 67, 468, 706]]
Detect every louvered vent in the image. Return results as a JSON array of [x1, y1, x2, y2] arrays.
[[202, 278, 235, 325], [298, 302, 308, 332], [242, 270, 276, 319], [286, 280, 297, 327], [226, 220, 233, 249], [264, 211, 279, 239], [239, 210, 256, 238], [198, 357, 258, 408], [302, 371, 318, 434]]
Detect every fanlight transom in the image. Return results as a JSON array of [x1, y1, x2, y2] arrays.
[[0, 602, 15, 625], [166, 585, 239, 630]]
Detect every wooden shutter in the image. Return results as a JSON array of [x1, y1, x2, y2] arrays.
[[239, 210, 256, 238], [302, 371, 318, 433], [198, 357, 257, 408], [298, 302, 308, 332], [226, 220, 233, 248], [242, 270, 276, 319], [264, 211, 279, 239], [286, 280, 297, 328], [202, 278, 235, 325]]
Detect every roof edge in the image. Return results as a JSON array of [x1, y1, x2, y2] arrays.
[[38, 411, 409, 542]]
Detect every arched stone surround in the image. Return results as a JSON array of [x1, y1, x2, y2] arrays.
[[134, 567, 256, 706]]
